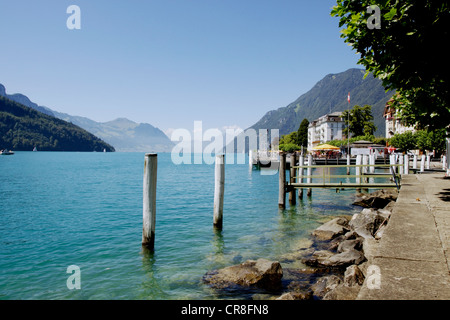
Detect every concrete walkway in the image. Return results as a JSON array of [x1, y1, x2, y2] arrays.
[[358, 173, 450, 300]]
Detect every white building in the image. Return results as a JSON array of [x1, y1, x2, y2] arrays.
[[383, 99, 415, 138], [307, 112, 345, 150]]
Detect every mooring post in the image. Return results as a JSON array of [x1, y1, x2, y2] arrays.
[[369, 153, 375, 174], [390, 154, 396, 174], [289, 153, 296, 205], [213, 154, 225, 230], [249, 150, 253, 170], [347, 154, 350, 175], [278, 153, 286, 209], [298, 154, 304, 199], [404, 154, 409, 175], [420, 154, 425, 172], [143, 153, 157, 250], [307, 154, 312, 197], [355, 155, 362, 192]]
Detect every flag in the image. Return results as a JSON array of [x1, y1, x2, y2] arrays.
[[348, 92, 350, 103]]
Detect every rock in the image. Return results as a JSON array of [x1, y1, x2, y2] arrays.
[[311, 275, 342, 299], [353, 189, 398, 209], [344, 265, 365, 287], [362, 237, 379, 264], [337, 238, 363, 253], [349, 208, 384, 239], [303, 249, 365, 269], [323, 283, 361, 300], [312, 217, 349, 241], [328, 249, 365, 267], [203, 259, 283, 291], [276, 291, 313, 300]]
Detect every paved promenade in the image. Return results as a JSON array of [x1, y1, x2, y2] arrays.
[[358, 173, 450, 300]]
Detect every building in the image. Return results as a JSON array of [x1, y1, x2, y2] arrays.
[[307, 112, 345, 150], [383, 99, 415, 138]]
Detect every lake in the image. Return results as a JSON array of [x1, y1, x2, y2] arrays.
[[0, 152, 361, 300]]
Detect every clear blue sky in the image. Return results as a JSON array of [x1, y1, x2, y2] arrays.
[[0, 0, 359, 134]]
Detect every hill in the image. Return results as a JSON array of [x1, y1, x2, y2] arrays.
[[0, 83, 174, 152], [0, 96, 115, 152], [249, 68, 394, 137]]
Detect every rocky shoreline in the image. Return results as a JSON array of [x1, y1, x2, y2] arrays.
[[202, 189, 398, 300]]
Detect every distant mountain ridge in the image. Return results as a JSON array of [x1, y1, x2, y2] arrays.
[[249, 68, 394, 137], [0, 95, 115, 152], [0, 83, 174, 152]]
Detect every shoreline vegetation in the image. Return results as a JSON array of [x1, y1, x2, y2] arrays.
[[203, 189, 399, 300]]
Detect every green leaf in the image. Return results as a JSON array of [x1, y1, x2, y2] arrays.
[[384, 8, 397, 20]]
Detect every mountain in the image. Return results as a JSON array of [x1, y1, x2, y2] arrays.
[[0, 95, 115, 152], [249, 68, 394, 137], [52, 113, 174, 152], [0, 83, 174, 152]]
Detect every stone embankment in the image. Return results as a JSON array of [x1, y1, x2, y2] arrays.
[[203, 189, 399, 300]]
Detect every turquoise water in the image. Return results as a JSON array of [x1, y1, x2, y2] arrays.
[[0, 152, 361, 300]]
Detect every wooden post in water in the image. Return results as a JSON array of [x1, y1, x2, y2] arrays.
[[362, 154, 369, 191], [143, 153, 157, 250], [298, 155, 304, 199], [278, 153, 286, 209], [307, 154, 312, 197], [390, 154, 396, 174], [289, 153, 296, 205], [404, 154, 409, 175], [369, 153, 375, 174], [249, 150, 253, 170], [355, 155, 362, 192], [347, 154, 350, 175], [213, 154, 225, 230]]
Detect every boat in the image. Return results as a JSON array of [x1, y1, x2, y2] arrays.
[[33, 147, 38, 152], [0, 149, 15, 155]]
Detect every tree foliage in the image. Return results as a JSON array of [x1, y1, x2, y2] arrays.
[[342, 105, 376, 137], [0, 96, 115, 152], [297, 118, 309, 148], [331, 0, 450, 131], [279, 131, 301, 152]]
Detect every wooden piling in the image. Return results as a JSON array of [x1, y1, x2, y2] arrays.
[[278, 153, 286, 209], [298, 155, 304, 199], [289, 153, 296, 205], [346, 154, 350, 175], [420, 155, 425, 172], [143, 153, 157, 250], [213, 154, 225, 230], [404, 154, 409, 175], [355, 155, 362, 192], [307, 154, 312, 197]]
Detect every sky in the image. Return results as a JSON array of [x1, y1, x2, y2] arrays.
[[0, 0, 360, 136]]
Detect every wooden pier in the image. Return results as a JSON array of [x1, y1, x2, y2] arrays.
[[278, 153, 405, 208]]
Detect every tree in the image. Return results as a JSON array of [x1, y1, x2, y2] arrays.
[[416, 129, 447, 153], [342, 105, 376, 137], [279, 131, 300, 152], [389, 131, 417, 152], [296, 118, 309, 148], [331, 1, 450, 131]]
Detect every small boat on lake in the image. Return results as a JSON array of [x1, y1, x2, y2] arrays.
[[0, 149, 15, 155]]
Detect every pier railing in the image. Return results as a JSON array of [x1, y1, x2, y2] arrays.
[[278, 152, 404, 208], [291, 163, 402, 189]]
